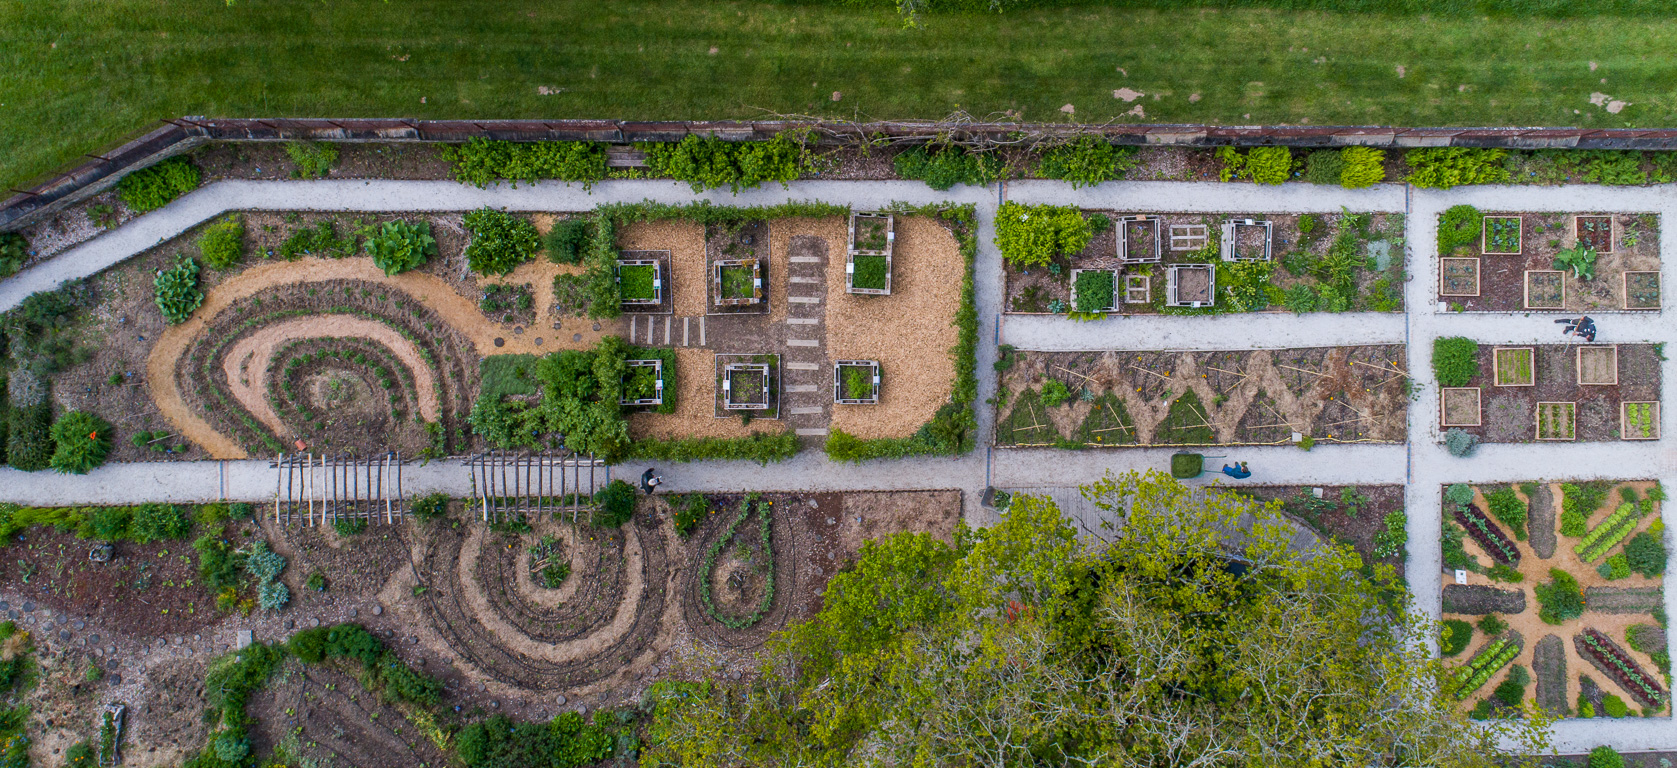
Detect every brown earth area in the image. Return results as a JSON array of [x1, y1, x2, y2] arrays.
[[1449, 343, 1660, 444]]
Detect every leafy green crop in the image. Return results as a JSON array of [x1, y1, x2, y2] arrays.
[[1073, 268, 1115, 312], [1405, 148, 1511, 189], [117, 157, 200, 212], [363, 219, 437, 275], [1216, 146, 1293, 184], [994, 202, 1092, 268], [463, 208, 540, 276], [1037, 136, 1138, 188], [153, 254, 203, 324], [893, 145, 1003, 190]]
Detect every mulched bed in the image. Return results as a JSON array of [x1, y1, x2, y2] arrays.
[[1224, 484, 1405, 576], [1442, 584, 1527, 615], [1436, 211, 1661, 312], [1450, 343, 1660, 444], [704, 222, 769, 316], [1528, 482, 1557, 559], [679, 493, 817, 650], [1532, 634, 1568, 715], [1584, 587, 1665, 614], [248, 659, 449, 768]]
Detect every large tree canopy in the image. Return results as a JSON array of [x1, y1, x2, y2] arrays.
[[644, 471, 1551, 768]]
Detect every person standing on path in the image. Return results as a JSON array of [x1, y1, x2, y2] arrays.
[[640, 467, 663, 495]]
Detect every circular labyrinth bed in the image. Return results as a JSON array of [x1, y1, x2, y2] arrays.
[[174, 279, 476, 456], [681, 493, 798, 649], [413, 512, 671, 691]]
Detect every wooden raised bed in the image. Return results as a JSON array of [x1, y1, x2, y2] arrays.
[[1622, 401, 1660, 440], [1523, 270, 1565, 310], [1219, 218, 1273, 262], [619, 359, 665, 407], [833, 360, 880, 405], [1536, 401, 1577, 441], [616, 255, 664, 309], [846, 212, 893, 295], [1482, 215, 1523, 255], [1577, 345, 1619, 386], [1624, 271, 1661, 310], [722, 363, 772, 411], [1117, 215, 1163, 263], [1439, 258, 1480, 297], [713, 258, 763, 307], [1575, 215, 1614, 253], [1165, 264, 1215, 307], [1069, 268, 1118, 313], [1440, 387, 1482, 427], [1492, 347, 1535, 387], [1169, 223, 1207, 252], [1123, 274, 1151, 304]]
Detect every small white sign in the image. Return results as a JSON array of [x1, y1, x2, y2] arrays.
[[1455, 569, 1468, 585], [1311, 487, 1324, 499]]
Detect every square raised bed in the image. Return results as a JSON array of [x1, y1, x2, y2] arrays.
[[722, 363, 772, 411], [1124, 274, 1151, 304], [1624, 271, 1661, 310], [847, 213, 894, 295], [1482, 215, 1523, 255], [616, 258, 662, 307], [713, 258, 763, 307], [1622, 401, 1660, 440], [1439, 258, 1480, 297], [1492, 347, 1535, 387], [1165, 264, 1215, 307], [1523, 270, 1565, 310], [1169, 224, 1207, 252], [833, 360, 880, 405], [1117, 216, 1162, 263], [1575, 215, 1614, 253], [619, 359, 665, 407], [1536, 401, 1577, 441], [848, 253, 891, 295], [1219, 218, 1273, 262], [1070, 268, 1118, 313], [1577, 345, 1619, 386], [1440, 387, 1482, 427], [848, 212, 893, 255]]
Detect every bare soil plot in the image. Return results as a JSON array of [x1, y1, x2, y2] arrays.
[[1224, 484, 1406, 575], [1449, 344, 1659, 444], [1437, 211, 1660, 312], [995, 346, 1408, 447], [1440, 480, 1668, 719]]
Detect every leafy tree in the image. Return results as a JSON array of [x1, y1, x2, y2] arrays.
[[363, 220, 437, 275], [645, 471, 1551, 767], [48, 410, 112, 474]]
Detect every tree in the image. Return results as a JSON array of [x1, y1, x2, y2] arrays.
[[644, 471, 1552, 768]]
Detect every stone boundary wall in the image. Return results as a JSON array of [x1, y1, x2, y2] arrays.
[[9, 116, 1677, 231]]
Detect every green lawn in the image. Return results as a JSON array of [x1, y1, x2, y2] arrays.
[[4, 0, 1677, 189]]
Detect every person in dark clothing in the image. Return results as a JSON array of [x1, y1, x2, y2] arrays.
[[1555, 316, 1597, 342], [640, 467, 663, 494], [1221, 462, 1251, 479]]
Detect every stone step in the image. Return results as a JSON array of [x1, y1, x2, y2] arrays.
[[795, 428, 829, 436], [786, 362, 819, 371], [787, 339, 819, 347], [787, 318, 819, 326], [790, 256, 822, 264], [788, 296, 822, 304], [789, 276, 821, 284], [789, 407, 824, 415], [786, 385, 819, 393]]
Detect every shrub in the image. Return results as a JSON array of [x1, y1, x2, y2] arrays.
[[1483, 488, 1527, 540], [117, 157, 200, 212], [994, 202, 1092, 268], [1406, 148, 1511, 189], [545, 219, 590, 265], [87, 507, 132, 541], [153, 255, 204, 324], [1073, 269, 1115, 312], [592, 479, 637, 528], [1037, 136, 1138, 188], [674, 494, 707, 537], [196, 215, 245, 270], [642, 133, 808, 192], [0, 233, 26, 278], [893, 145, 1002, 190], [1602, 694, 1629, 718], [1477, 613, 1508, 636], [1437, 205, 1483, 255], [377, 654, 443, 707], [5, 402, 51, 472], [48, 411, 112, 474], [1303, 150, 1345, 186], [244, 540, 286, 583], [1535, 568, 1585, 624], [1444, 483, 1475, 507], [1216, 146, 1293, 185], [257, 581, 290, 611], [364, 220, 437, 275], [1560, 510, 1588, 537], [1339, 146, 1386, 188], [1170, 452, 1203, 479], [1444, 428, 1479, 458], [1492, 678, 1523, 706], [463, 209, 540, 276], [1601, 553, 1632, 580], [1625, 531, 1666, 576], [1282, 283, 1318, 314], [441, 138, 607, 188], [284, 142, 339, 178], [333, 517, 367, 537], [194, 533, 244, 592], [410, 493, 449, 525], [1040, 379, 1070, 407], [130, 503, 192, 543], [1589, 745, 1624, 768], [212, 731, 250, 763], [1440, 619, 1473, 656], [1432, 337, 1479, 386]]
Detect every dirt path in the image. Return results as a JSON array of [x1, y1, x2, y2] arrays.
[[222, 316, 443, 440]]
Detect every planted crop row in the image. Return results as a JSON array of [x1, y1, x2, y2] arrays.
[[1626, 403, 1657, 438], [1581, 628, 1668, 707], [1453, 503, 1520, 566], [1577, 502, 1641, 563], [1451, 636, 1520, 700], [696, 494, 776, 630]]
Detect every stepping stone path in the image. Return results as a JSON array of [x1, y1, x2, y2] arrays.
[[784, 241, 832, 441]]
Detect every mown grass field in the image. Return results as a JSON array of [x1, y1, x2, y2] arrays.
[[3, 0, 1677, 189]]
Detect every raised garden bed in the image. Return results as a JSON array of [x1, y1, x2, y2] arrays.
[[619, 359, 665, 407], [1576, 215, 1615, 253], [833, 360, 880, 405], [1482, 215, 1523, 255], [1117, 216, 1162, 263], [1440, 258, 1481, 297], [846, 212, 893, 295], [1441, 388, 1482, 427], [712, 258, 763, 307], [1578, 345, 1619, 386], [1165, 264, 1215, 307], [715, 354, 780, 419], [1493, 348, 1535, 387], [1219, 218, 1272, 262], [1070, 268, 1117, 313], [705, 221, 768, 315], [1438, 211, 1659, 312], [1524, 270, 1564, 309], [1624, 271, 1661, 309], [1622, 401, 1660, 440], [1448, 343, 1660, 444], [1536, 401, 1577, 440], [1168, 223, 1207, 252], [616, 253, 666, 312], [1123, 274, 1150, 304]]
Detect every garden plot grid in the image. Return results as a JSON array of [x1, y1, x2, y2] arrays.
[[1435, 209, 1661, 312]]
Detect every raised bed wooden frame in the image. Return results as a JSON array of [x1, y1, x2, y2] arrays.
[[1492, 347, 1536, 387], [1621, 401, 1661, 441], [1124, 274, 1151, 304], [1219, 218, 1273, 262], [619, 359, 665, 407], [1481, 215, 1523, 255], [1439, 257, 1481, 297], [1577, 345, 1620, 386], [846, 212, 894, 295], [833, 359, 881, 405], [1069, 268, 1119, 313], [722, 362, 773, 411], [1624, 271, 1661, 310], [1440, 387, 1482, 427], [1574, 215, 1615, 253], [1169, 224, 1208, 252], [1165, 264, 1216, 308], [1536, 401, 1577, 441], [713, 258, 763, 307], [1117, 215, 1163, 263], [1523, 270, 1566, 310], [615, 257, 663, 308]]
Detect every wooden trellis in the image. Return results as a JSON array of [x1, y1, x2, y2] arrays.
[[273, 453, 405, 527], [466, 451, 604, 524]]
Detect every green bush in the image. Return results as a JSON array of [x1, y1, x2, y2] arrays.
[[257, 581, 290, 611], [376, 653, 443, 707], [364, 220, 437, 275], [464, 208, 540, 276], [893, 145, 1003, 190], [1303, 150, 1345, 185], [1535, 568, 1585, 624], [49, 410, 112, 475], [1601, 553, 1632, 580], [1560, 510, 1588, 537], [1601, 694, 1629, 718], [1037, 136, 1138, 188], [1491, 678, 1524, 706], [1432, 337, 1479, 386], [87, 506, 131, 541], [1437, 205, 1483, 255], [410, 493, 450, 525], [333, 517, 367, 537], [153, 254, 204, 324], [1339, 146, 1387, 188], [1170, 452, 1203, 479], [0, 233, 26, 278], [194, 533, 244, 592], [642, 133, 808, 193], [1625, 531, 1666, 576], [545, 219, 590, 264], [456, 711, 616, 768], [244, 540, 286, 582], [1216, 146, 1293, 184], [1477, 613, 1508, 636], [441, 138, 607, 188], [130, 503, 191, 543], [673, 494, 708, 537], [1440, 619, 1473, 656], [117, 157, 200, 212], [1589, 745, 1624, 768], [1444, 428, 1478, 458], [1405, 148, 1511, 189], [284, 142, 339, 178], [592, 479, 637, 528], [196, 215, 245, 270], [1073, 269, 1115, 312], [994, 202, 1092, 268], [630, 431, 799, 464], [1040, 379, 1071, 407]]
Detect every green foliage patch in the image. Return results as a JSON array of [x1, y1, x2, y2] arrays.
[[441, 138, 607, 188], [363, 219, 437, 275], [893, 144, 1003, 190], [117, 157, 199, 212], [994, 202, 1092, 268], [1431, 337, 1479, 387], [48, 410, 111, 475], [463, 208, 541, 276], [1037, 136, 1138, 188], [153, 254, 204, 324], [195, 215, 245, 270], [641, 133, 812, 192]]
